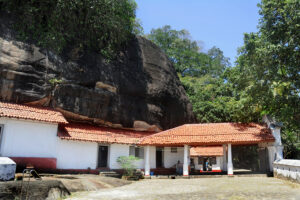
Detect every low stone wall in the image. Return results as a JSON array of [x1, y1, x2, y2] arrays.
[[273, 159, 300, 183]]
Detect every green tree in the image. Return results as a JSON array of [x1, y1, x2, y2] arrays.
[[207, 46, 231, 77], [147, 26, 211, 76], [147, 25, 231, 78], [180, 75, 236, 123], [228, 0, 300, 158], [147, 25, 234, 124]]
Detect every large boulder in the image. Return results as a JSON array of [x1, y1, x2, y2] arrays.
[[0, 17, 194, 130], [0, 157, 16, 181]]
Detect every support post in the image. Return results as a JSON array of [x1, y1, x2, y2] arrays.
[[227, 143, 233, 175], [223, 144, 227, 171], [183, 145, 189, 176], [144, 145, 150, 176]]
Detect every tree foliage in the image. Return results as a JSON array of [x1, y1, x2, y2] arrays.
[[147, 0, 300, 158], [227, 0, 300, 158], [147, 25, 230, 77], [180, 74, 236, 123], [147, 25, 233, 123], [0, 0, 138, 57]]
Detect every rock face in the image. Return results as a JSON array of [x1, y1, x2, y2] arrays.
[[0, 17, 194, 130]]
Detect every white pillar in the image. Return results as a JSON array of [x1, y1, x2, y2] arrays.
[[183, 145, 189, 176], [267, 146, 275, 171], [227, 143, 233, 175], [144, 145, 150, 176], [223, 144, 227, 171], [276, 146, 284, 160]]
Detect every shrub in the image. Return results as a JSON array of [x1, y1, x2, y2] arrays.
[[116, 155, 139, 176]]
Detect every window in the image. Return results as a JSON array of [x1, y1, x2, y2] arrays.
[[130, 146, 144, 159], [198, 157, 203, 164], [171, 147, 177, 153], [210, 157, 217, 165]]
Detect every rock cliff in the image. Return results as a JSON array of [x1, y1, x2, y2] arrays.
[[0, 17, 194, 131]]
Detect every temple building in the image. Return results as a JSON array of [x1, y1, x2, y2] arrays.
[[0, 101, 283, 176]]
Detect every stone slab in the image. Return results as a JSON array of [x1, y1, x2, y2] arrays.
[[0, 157, 16, 181]]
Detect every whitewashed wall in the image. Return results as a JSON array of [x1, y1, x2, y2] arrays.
[[164, 147, 184, 168], [135, 146, 156, 169], [273, 159, 300, 183], [149, 146, 156, 169], [57, 142, 157, 170], [192, 156, 223, 171], [109, 144, 129, 169], [109, 145, 156, 169], [0, 117, 157, 170], [56, 139, 98, 169], [0, 118, 58, 158]]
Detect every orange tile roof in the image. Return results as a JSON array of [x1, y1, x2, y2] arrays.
[[140, 123, 275, 146], [0, 101, 68, 124], [190, 146, 224, 157], [58, 123, 156, 144]]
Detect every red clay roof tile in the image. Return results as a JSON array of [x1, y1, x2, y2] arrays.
[[190, 146, 224, 156], [0, 101, 68, 124], [58, 123, 156, 144], [140, 123, 275, 146]]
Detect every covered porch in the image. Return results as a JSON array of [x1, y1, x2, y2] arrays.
[[140, 122, 279, 176]]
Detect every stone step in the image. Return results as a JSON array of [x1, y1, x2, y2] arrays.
[[99, 171, 120, 178]]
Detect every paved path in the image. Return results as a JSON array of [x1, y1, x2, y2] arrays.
[[67, 177, 300, 200]]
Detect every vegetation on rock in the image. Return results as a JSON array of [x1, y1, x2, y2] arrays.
[[0, 0, 139, 58]]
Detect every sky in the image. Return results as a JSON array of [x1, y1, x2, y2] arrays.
[[135, 0, 261, 65]]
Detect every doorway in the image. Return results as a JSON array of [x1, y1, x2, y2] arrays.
[[0, 125, 3, 155], [232, 145, 260, 172], [258, 147, 270, 172], [156, 147, 164, 168], [98, 146, 108, 168], [202, 157, 208, 171]]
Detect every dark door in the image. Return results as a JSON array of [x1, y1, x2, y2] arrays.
[[156, 147, 163, 168], [98, 146, 108, 168], [203, 158, 208, 171], [258, 147, 269, 172]]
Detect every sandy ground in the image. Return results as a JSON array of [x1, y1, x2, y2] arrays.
[[66, 177, 300, 200], [42, 174, 130, 192]]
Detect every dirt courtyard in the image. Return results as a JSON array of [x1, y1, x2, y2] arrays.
[[67, 177, 300, 200]]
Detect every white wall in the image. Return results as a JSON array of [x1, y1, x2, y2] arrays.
[[0, 118, 58, 158], [192, 156, 223, 171], [56, 139, 98, 169], [0, 117, 160, 170], [109, 145, 156, 169], [164, 147, 184, 168], [273, 159, 300, 183], [149, 146, 156, 169], [109, 144, 129, 169], [135, 146, 156, 169]]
